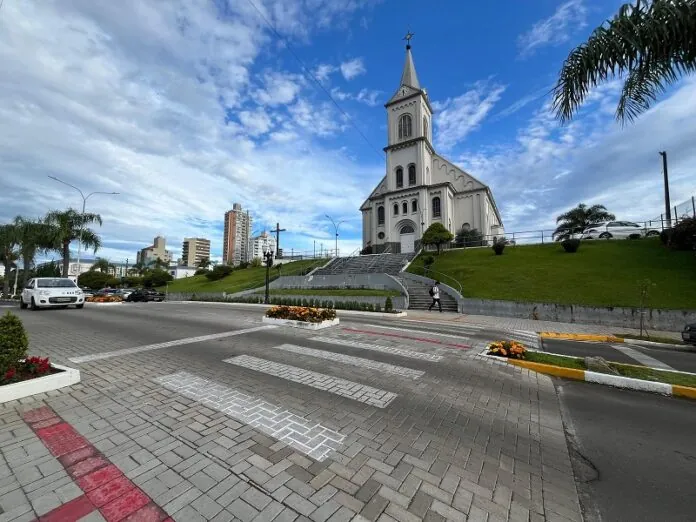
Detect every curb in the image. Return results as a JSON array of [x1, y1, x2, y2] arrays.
[[622, 339, 693, 351], [165, 301, 408, 318], [540, 332, 623, 343]]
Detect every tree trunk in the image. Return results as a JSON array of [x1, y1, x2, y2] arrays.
[[62, 241, 70, 278], [21, 256, 31, 287], [1, 261, 9, 297]]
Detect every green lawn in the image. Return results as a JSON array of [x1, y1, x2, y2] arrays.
[[409, 239, 696, 309], [162, 260, 322, 294], [525, 351, 587, 370], [254, 288, 401, 297]]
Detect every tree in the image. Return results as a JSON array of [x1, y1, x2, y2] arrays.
[[35, 261, 61, 277], [152, 257, 168, 270], [0, 224, 19, 297], [13, 217, 56, 287], [90, 257, 113, 274], [553, 204, 616, 241], [553, 0, 696, 125], [197, 257, 211, 269], [421, 223, 454, 254], [45, 209, 102, 278], [455, 227, 484, 247], [78, 271, 118, 289], [142, 268, 173, 288]]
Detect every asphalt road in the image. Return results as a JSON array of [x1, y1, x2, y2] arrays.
[[543, 338, 696, 374]]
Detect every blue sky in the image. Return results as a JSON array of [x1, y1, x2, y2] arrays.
[[1, 0, 695, 264]]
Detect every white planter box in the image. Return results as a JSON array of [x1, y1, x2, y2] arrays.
[[262, 316, 340, 330], [0, 363, 81, 404], [86, 302, 123, 306]]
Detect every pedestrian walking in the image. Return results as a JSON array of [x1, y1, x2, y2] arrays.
[[428, 280, 442, 312]]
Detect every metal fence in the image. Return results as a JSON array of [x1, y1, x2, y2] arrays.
[[647, 195, 696, 230]]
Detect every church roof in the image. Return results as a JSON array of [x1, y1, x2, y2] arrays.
[[400, 46, 420, 90]]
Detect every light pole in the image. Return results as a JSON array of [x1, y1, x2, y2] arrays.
[[263, 247, 273, 304], [48, 176, 119, 278], [659, 151, 672, 229], [325, 215, 345, 258]]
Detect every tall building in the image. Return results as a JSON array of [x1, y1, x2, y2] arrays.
[[222, 203, 252, 266], [136, 236, 172, 266], [360, 40, 503, 254], [181, 237, 211, 267], [249, 232, 276, 261]]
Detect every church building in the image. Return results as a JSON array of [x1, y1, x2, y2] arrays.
[[360, 40, 504, 254]]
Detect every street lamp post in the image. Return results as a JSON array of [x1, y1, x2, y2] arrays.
[[263, 248, 273, 304], [659, 151, 672, 229], [48, 176, 119, 278], [325, 215, 345, 258]]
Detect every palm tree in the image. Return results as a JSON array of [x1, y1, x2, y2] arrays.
[[44, 208, 102, 278], [0, 224, 20, 296], [197, 257, 211, 270], [90, 257, 114, 274], [553, 204, 616, 241], [13, 216, 57, 286], [152, 257, 168, 270], [553, 0, 696, 124]]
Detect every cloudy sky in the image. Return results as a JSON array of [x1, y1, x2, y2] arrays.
[[1, 0, 694, 263]]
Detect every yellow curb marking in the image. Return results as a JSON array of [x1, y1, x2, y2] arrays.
[[507, 359, 586, 380], [540, 332, 623, 343], [672, 385, 696, 400]]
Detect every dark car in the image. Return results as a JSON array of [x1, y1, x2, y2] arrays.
[[125, 289, 165, 302], [682, 324, 696, 345]]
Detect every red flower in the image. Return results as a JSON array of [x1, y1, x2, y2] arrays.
[[4, 367, 16, 381]]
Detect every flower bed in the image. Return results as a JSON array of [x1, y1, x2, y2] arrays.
[[86, 295, 123, 303], [487, 340, 527, 359], [263, 306, 339, 330], [2, 356, 59, 384]]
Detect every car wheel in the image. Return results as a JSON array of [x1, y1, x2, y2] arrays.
[[76, 304, 84, 309], [599, 232, 612, 239], [19, 297, 28, 309], [646, 230, 660, 237], [30, 297, 39, 310]]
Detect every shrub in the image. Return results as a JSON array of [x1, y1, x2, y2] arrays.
[[78, 271, 118, 289], [194, 268, 208, 276], [143, 268, 173, 287], [423, 255, 435, 268], [561, 239, 581, 253], [205, 265, 233, 281], [667, 217, 696, 251], [384, 296, 393, 313], [660, 228, 672, 245], [487, 340, 526, 359], [492, 238, 506, 255], [0, 311, 29, 379], [250, 257, 263, 268], [238, 261, 250, 270], [266, 306, 336, 323], [455, 227, 485, 247], [375, 303, 381, 312]]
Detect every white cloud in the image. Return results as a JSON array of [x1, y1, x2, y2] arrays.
[[433, 81, 506, 150], [238, 107, 273, 136], [314, 63, 337, 83], [255, 71, 304, 106], [518, 0, 587, 57], [340, 58, 366, 80], [330, 87, 381, 106]]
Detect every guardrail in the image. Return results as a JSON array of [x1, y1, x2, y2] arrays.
[[407, 265, 463, 295]]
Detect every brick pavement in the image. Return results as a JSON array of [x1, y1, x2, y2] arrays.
[[1, 305, 583, 521]]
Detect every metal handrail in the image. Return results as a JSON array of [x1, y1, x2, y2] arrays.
[[410, 265, 463, 295]]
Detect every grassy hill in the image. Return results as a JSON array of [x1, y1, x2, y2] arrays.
[[408, 239, 696, 309], [163, 259, 323, 294]]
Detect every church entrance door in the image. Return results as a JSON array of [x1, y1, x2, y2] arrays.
[[400, 224, 416, 254]]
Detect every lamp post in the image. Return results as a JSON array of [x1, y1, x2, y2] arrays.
[[659, 151, 672, 229], [263, 247, 273, 304], [325, 215, 345, 258], [48, 176, 119, 278]]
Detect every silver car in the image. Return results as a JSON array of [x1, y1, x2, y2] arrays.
[[581, 221, 660, 240]]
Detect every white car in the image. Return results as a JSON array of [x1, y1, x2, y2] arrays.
[[20, 278, 85, 310], [581, 221, 660, 240]]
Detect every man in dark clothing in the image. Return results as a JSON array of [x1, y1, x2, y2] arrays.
[[428, 280, 442, 312]]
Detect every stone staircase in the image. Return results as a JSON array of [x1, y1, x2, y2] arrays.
[[397, 277, 459, 312], [313, 253, 415, 276]]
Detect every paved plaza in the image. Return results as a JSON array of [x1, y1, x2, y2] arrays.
[[0, 303, 583, 522]]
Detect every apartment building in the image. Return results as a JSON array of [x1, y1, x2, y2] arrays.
[[181, 237, 211, 267], [250, 231, 276, 261], [136, 236, 172, 266], [222, 203, 252, 266]]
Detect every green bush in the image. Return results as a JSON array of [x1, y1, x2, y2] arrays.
[[238, 261, 250, 269], [205, 265, 233, 281], [78, 271, 119, 289], [666, 217, 696, 251], [492, 238, 506, 255], [561, 239, 581, 253], [194, 268, 208, 276], [375, 303, 381, 312], [423, 255, 435, 268], [0, 311, 29, 378], [143, 268, 173, 287], [250, 257, 262, 268], [384, 296, 393, 312]]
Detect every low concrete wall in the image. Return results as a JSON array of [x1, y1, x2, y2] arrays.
[[459, 298, 695, 332], [270, 273, 404, 291]]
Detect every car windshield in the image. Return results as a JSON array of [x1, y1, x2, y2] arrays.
[[36, 279, 77, 288]]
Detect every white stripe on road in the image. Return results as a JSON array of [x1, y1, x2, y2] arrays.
[[155, 371, 344, 461], [223, 355, 398, 408], [611, 344, 675, 370], [361, 323, 477, 340], [272, 344, 424, 380], [311, 336, 443, 362], [69, 325, 277, 363]]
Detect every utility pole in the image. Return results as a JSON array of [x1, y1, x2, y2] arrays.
[[273, 222, 286, 258], [659, 151, 672, 228], [325, 215, 345, 258]]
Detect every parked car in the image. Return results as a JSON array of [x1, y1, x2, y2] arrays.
[[80, 287, 94, 299], [125, 289, 165, 302], [113, 288, 135, 300], [581, 221, 660, 240], [20, 278, 85, 310], [682, 324, 696, 345]]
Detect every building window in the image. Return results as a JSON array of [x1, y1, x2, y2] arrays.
[[432, 196, 441, 217], [378, 232, 385, 239], [377, 206, 385, 225], [401, 225, 415, 234], [395, 167, 403, 188], [402, 202, 408, 214], [398, 114, 412, 139], [393, 203, 399, 216], [408, 164, 416, 185], [423, 117, 428, 139], [411, 199, 418, 213]]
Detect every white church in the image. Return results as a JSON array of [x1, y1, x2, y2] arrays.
[[360, 40, 504, 254]]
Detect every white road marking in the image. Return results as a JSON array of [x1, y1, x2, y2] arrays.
[[69, 325, 277, 363], [360, 323, 477, 340], [612, 344, 675, 370], [272, 344, 424, 380], [223, 355, 398, 408], [311, 336, 443, 362], [155, 371, 344, 461]]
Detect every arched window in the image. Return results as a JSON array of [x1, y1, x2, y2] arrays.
[[432, 196, 441, 217], [398, 114, 412, 139], [423, 117, 428, 139], [377, 206, 385, 225], [395, 167, 403, 188], [402, 202, 408, 214], [393, 203, 399, 216], [408, 164, 416, 185], [411, 199, 418, 213], [401, 225, 415, 234]]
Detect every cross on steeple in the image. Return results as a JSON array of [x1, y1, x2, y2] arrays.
[[403, 30, 415, 49]]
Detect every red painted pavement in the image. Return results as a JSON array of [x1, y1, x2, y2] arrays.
[[22, 406, 169, 522], [341, 327, 472, 350]]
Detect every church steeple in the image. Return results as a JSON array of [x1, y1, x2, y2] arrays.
[[400, 33, 420, 90]]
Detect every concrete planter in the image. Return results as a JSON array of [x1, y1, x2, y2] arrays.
[[262, 316, 340, 330], [86, 302, 123, 306], [0, 363, 81, 404]]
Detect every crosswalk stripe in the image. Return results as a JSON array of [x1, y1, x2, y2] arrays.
[[361, 323, 478, 339], [272, 344, 425, 380], [223, 355, 398, 408], [311, 336, 443, 362], [611, 345, 675, 370], [155, 371, 344, 461]]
